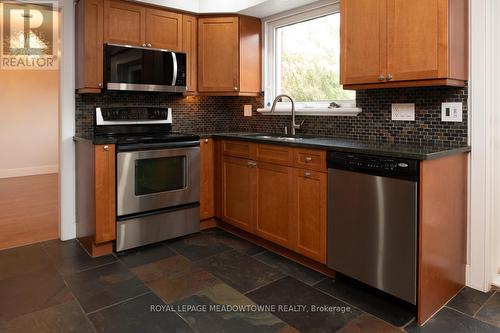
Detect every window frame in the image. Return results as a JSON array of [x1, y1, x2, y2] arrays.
[[260, 1, 359, 115]]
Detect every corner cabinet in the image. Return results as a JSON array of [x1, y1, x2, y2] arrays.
[[341, 0, 468, 89], [198, 16, 262, 96]]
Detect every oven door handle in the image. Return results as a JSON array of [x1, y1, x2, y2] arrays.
[[117, 140, 200, 152]]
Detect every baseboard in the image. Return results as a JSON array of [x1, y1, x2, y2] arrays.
[[0, 165, 58, 179]]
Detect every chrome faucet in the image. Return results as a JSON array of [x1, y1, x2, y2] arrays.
[[270, 94, 304, 135]]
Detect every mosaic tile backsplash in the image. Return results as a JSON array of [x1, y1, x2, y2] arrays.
[[76, 84, 468, 146]]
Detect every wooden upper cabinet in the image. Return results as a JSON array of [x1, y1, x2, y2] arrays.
[[341, 0, 467, 89], [76, 0, 104, 93], [340, 0, 387, 85], [198, 16, 261, 95], [183, 14, 198, 93], [146, 8, 182, 50], [104, 0, 146, 46]]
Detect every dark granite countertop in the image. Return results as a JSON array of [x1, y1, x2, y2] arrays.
[[74, 132, 471, 160]]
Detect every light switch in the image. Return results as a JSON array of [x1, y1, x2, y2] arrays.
[[441, 102, 462, 122], [391, 103, 415, 121], [244, 105, 253, 117]]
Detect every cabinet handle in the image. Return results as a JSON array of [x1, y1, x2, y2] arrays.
[[103, 145, 109, 151], [304, 172, 311, 178], [304, 157, 312, 162], [387, 74, 393, 81], [147, 43, 152, 47], [204, 138, 209, 143], [378, 75, 385, 81], [247, 161, 257, 167]]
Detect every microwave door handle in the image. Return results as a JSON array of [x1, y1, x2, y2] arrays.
[[171, 52, 178, 86]]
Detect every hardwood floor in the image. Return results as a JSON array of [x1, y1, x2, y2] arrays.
[[0, 174, 59, 250]]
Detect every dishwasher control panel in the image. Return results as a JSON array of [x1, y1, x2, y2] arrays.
[[327, 152, 419, 181]]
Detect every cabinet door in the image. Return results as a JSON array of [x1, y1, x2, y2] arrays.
[[222, 156, 256, 232], [198, 17, 239, 92], [146, 8, 182, 50], [292, 169, 327, 263], [341, 0, 387, 85], [76, 0, 104, 92], [255, 162, 293, 248], [94, 144, 116, 244], [387, 0, 446, 81], [104, 0, 146, 46], [200, 138, 214, 220], [183, 15, 198, 93]]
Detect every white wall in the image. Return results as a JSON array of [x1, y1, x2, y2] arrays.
[[0, 70, 59, 178]]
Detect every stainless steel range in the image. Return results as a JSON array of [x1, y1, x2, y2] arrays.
[[94, 107, 200, 251]]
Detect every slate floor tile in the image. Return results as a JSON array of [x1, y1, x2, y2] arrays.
[[132, 255, 221, 303], [0, 300, 95, 333], [0, 265, 73, 321], [202, 228, 267, 255], [65, 261, 149, 313], [248, 276, 361, 333], [337, 313, 403, 333], [41, 239, 116, 275], [0, 243, 53, 280], [117, 242, 176, 269], [476, 292, 500, 328], [254, 251, 326, 285], [88, 292, 193, 333], [446, 287, 494, 317], [167, 232, 232, 261], [174, 282, 294, 333], [197, 250, 285, 293], [314, 277, 415, 327], [405, 307, 500, 333]]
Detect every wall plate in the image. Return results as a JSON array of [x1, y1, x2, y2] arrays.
[[441, 102, 463, 122], [392, 103, 415, 121], [244, 105, 253, 117]]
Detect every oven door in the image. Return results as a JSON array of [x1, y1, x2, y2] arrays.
[[117, 146, 200, 217]]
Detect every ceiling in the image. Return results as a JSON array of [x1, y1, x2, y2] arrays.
[[134, 0, 320, 18]]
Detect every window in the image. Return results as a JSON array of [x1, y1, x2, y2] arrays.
[[263, 3, 356, 113]]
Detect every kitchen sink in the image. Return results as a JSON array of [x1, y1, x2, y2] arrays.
[[247, 134, 304, 141]]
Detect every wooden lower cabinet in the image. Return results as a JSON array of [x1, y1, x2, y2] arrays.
[[218, 140, 327, 263], [75, 140, 116, 257], [200, 138, 215, 220], [292, 169, 327, 264], [221, 156, 256, 232], [255, 162, 293, 248]]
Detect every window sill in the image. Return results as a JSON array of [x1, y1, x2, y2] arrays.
[[256, 107, 362, 116]]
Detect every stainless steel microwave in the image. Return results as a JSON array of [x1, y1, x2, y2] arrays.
[[104, 44, 187, 93]]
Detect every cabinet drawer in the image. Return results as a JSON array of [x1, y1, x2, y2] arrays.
[[256, 144, 293, 166], [222, 140, 255, 159], [293, 148, 326, 172]]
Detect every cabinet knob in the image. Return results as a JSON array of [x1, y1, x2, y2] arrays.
[[234, 87, 238, 91], [98, 83, 103, 88], [304, 172, 311, 178], [304, 157, 312, 162], [204, 138, 209, 143], [142, 43, 146, 47], [103, 145, 109, 151], [147, 43, 152, 47], [387, 74, 393, 81], [247, 161, 257, 167], [378, 75, 385, 81]]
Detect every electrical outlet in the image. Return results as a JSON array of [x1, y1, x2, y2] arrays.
[[392, 103, 415, 121], [244, 105, 252, 117], [441, 102, 462, 122]]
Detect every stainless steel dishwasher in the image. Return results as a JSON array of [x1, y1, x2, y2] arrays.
[[327, 151, 418, 304]]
